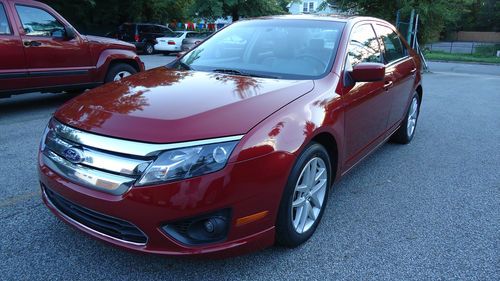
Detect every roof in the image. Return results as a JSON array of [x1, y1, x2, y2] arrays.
[[241, 14, 393, 27]]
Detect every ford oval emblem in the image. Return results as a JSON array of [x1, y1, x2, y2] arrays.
[[62, 147, 85, 164]]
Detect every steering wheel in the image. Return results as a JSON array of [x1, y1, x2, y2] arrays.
[[296, 55, 326, 71]]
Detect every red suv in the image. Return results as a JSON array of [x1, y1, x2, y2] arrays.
[[39, 15, 422, 257], [0, 0, 144, 98]]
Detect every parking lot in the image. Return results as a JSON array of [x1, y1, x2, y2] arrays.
[[0, 56, 499, 280]]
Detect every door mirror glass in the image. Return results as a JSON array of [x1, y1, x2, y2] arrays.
[[350, 62, 385, 82], [64, 26, 75, 40]]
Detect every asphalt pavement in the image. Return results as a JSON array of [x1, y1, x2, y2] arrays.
[[0, 56, 499, 280]]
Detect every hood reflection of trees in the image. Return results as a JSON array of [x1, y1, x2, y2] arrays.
[[63, 69, 193, 130], [210, 73, 261, 99]]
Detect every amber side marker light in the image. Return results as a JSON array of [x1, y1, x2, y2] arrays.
[[236, 211, 269, 227]]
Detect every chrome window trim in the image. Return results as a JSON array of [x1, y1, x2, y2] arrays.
[[53, 119, 244, 157], [42, 188, 147, 246]]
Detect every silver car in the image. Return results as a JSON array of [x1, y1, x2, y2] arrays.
[[181, 32, 212, 51]]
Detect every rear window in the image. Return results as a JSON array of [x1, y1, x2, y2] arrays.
[[186, 32, 211, 39], [0, 4, 11, 35]]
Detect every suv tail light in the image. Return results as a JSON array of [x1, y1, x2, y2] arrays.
[[168, 40, 175, 45], [134, 34, 140, 42]]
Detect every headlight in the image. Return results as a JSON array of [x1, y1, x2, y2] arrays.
[[136, 141, 238, 186]]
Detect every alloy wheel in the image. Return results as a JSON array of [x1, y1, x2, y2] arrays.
[[407, 96, 419, 137], [113, 71, 131, 81], [291, 157, 328, 234]]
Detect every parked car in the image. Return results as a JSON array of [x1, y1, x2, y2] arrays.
[[114, 23, 174, 55], [154, 31, 196, 55], [0, 0, 145, 98], [181, 31, 212, 51], [39, 15, 422, 257]]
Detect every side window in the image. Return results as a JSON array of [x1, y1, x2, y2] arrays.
[[151, 25, 162, 33], [161, 27, 171, 34], [16, 5, 63, 36], [139, 25, 153, 33], [375, 25, 407, 64], [0, 4, 11, 35], [347, 24, 381, 69]]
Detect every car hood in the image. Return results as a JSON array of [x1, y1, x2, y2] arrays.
[[85, 35, 135, 50], [55, 67, 314, 143]]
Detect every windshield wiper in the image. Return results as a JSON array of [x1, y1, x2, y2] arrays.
[[178, 61, 192, 70], [212, 68, 279, 79]]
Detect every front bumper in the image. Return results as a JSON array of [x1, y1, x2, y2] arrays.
[[39, 151, 295, 257]]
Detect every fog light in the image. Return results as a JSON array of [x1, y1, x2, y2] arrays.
[[204, 220, 215, 233], [161, 209, 230, 245]]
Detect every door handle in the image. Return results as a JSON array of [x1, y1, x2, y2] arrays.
[[23, 40, 42, 47], [410, 68, 417, 75], [384, 80, 394, 90]]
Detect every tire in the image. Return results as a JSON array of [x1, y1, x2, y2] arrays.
[[390, 93, 421, 144], [104, 63, 137, 83], [276, 142, 332, 247], [144, 42, 155, 55]]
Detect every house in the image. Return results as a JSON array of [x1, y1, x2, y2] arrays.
[[287, 0, 340, 15]]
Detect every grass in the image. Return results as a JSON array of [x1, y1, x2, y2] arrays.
[[424, 51, 500, 64]]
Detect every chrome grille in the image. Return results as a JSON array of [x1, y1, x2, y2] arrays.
[[41, 119, 153, 195], [41, 118, 244, 195]]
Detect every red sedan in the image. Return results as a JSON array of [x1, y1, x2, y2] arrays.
[[38, 15, 422, 257]]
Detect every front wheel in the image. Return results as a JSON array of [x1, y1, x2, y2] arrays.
[[276, 142, 331, 247], [104, 63, 137, 83], [391, 93, 421, 144]]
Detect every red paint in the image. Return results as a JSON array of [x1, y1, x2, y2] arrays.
[[0, 0, 145, 97], [351, 63, 385, 82], [39, 15, 422, 257]]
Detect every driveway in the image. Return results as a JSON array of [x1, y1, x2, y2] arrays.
[[0, 57, 498, 280]]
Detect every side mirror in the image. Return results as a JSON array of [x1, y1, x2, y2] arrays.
[[350, 62, 385, 82], [64, 26, 76, 40]]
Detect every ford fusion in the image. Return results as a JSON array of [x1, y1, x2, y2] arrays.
[[39, 15, 422, 256]]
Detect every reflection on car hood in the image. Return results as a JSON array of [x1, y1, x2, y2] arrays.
[[55, 67, 314, 143], [85, 35, 135, 49]]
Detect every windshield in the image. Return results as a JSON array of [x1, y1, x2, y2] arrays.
[[180, 19, 345, 79]]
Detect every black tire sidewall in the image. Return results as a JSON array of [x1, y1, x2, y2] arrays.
[[276, 142, 332, 247]]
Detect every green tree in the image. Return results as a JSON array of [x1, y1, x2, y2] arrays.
[[192, 0, 286, 21], [42, 0, 193, 34], [324, 0, 474, 42]]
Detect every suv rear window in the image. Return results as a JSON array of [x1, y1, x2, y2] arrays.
[[0, 4, 11, 35]]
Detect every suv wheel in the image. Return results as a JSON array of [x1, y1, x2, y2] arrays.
[[276, 142, 331, 247], [105, 63, 137, 83], [144, 43, 154, 55]]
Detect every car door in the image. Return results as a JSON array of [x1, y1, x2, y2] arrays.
[[342, 23, 392, 167], [0, 1, 28, 94], [12, 3, 93, 88], [374, 24, 417, 128]]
